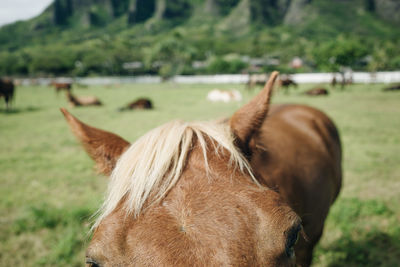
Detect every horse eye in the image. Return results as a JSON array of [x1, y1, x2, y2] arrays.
[[86, 258, 100, 267], [285, 225, 301, 258]]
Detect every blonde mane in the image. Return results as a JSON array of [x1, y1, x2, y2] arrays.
[[94, 120, 257, 227]]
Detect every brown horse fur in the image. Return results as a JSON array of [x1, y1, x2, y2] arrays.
[[61, 108, 129, 175], [0, 78, 15, 110], [52, 82, 72, 94], [119, 98, 153, 111], [61, 72, 342, 266], [304, 88, 329, 96], [66, 91, 102, 107]]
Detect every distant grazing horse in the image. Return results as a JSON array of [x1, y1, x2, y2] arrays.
[[331, 76, 337, 88], [119, 98, 153, 111], [304, 87, 329, 96], [61, 72, 342, 267], [65, 91, 102, 107], [337, 74, 353, 89], [52, 82, 72, 94], [246, 74, 268, 90], [343, 77, 353, 88], [383, 84, 400, 92], [0, 78, 15, 110], [278, 76, 298, 93]]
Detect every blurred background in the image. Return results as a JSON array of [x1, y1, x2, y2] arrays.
[[0, 0, 399, 266], [0, 0, 399, 79]]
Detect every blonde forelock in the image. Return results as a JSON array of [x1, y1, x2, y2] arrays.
[[93, 120, 257, 228]]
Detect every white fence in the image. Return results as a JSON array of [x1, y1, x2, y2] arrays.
[[291, 72, 400, 84], [17, 71, 400, 86]]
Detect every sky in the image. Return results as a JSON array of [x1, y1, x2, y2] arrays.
[[0, 0, 53, 27]]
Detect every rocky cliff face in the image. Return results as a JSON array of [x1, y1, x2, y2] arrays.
[[49, 0, 399, 28], [128, 0, 156, 24], [283, 0, 312, 25], [375, 0, 400, 25], [52, 0, 120, 26]]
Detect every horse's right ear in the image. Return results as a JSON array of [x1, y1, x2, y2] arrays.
[[60, 108, 130, 176], [230, 71, 279, 156]]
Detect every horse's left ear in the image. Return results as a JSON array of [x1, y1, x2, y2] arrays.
[[230, 71, 279, 156], [60, 108, 130, 176]]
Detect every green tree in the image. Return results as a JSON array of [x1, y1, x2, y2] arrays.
[[313, 38, 369, 72], [207, 56, 247, 74], [145, 35, 196, 80], [89, 6, 111, 27], [29, 50, 75, 75]]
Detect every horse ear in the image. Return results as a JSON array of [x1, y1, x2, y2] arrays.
[[230, 71, 279, 156], [60, 108, 130, 176]]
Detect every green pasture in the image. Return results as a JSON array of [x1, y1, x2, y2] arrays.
[[0, 82, 399, 266]]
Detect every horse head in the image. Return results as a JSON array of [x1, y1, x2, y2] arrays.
[[62, 72, 303, 266]]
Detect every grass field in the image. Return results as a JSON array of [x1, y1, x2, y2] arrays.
[[1, 82, 399, 266]]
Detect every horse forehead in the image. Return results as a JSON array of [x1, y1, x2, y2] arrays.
[[95, 177, 293, 236], [89, 181, 298, 266], [97, 144, 294, 233]]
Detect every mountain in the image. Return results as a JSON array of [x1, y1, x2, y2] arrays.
[[0, 0, 399, 77]]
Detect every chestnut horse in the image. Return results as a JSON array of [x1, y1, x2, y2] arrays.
[[62, 72, 341, 266], [52, 82, 72, 94], [278, 76, 298, 94]]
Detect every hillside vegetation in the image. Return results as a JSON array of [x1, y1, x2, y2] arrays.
[[0, 0, 399, 77]]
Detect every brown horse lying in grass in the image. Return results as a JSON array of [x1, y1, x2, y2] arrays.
[[118, 98, 153, 111], [0, 78, 15, 110], [304, 88, 329, 96], [383, 84, 400, 92], [65, 91, 102, 107], [61, 72, 342, 266]]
